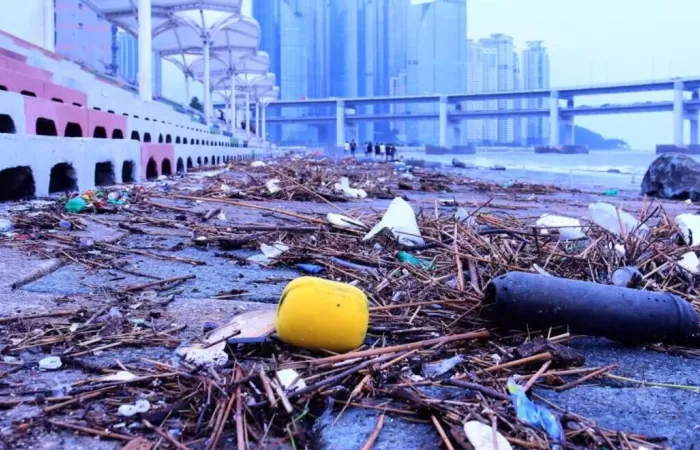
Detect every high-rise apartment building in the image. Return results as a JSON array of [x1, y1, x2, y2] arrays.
[[55, 0, 111, 70], [406, 0, 467, 145], [522, 41, 551, 145], [115, 31, 163, 98]]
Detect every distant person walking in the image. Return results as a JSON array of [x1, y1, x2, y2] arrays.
[[374, 143, 381, 158], [350, 139, 357, 157], [380, 143, 387, 161], [344, 140, 350, 153], [387, 144, 395, 161], [366, 141, 373, 157]]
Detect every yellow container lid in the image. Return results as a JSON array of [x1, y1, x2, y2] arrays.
[[276, 277, 369, 353]]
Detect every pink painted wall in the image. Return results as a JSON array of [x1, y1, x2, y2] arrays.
[[140, 143, 174, 180]]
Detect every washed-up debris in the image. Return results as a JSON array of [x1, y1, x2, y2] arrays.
[[250, 160, 267, 168], [589, 202, 649, 236], [276, 277, 369, 352], [248, 242, 289, 264], [265, 178, 282, 194], [612, 266, 643, 288], [676, 213, 700, 246], [326, 212, 367, 231], [0, 218, 13, 232], [507, 378, 565, 447], [463, 421, 513, 450], [65, 197, 87, 213], [117, 400, 151, 417], [0, 154, 691, 450], [277, 368, 307, 391], [364, 197, 424, 246], [534, 213, 585, 240], [678, 251, 700, 275], [485, 272, 699, 344], [334, 176, 367, 199], [38, 356, 62, 370]]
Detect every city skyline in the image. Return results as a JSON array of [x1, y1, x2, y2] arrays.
[[3, 1, 700, 148]]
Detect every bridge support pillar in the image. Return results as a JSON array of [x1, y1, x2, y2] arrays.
[[563, 118, 575, 145], [138, 0, 153, 102], [549, 91, 560, 146], [336, 100, 345, 147], [439, 96, 448, 148], [673, 81, 684, 147], [691, 118, 699, 146]]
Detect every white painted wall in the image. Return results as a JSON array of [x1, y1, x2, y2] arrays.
[[0, 1, 45, 49]]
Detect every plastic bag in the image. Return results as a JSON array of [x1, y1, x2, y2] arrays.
[[507, 378, 565, 446], [65, 197, 87, 213], [535, 214, 585, 240], [678, 251, 700, 275], [364, 198, 424, 246], [327, 213, 367, 231], [247, 242, 289, 264], [588, 202, 648, 236], [463, 421, 512, 450]]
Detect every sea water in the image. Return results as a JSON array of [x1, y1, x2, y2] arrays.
[[402, 149, 699, 194]]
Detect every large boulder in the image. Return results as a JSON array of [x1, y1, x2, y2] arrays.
[[641, 154, 700, 200]]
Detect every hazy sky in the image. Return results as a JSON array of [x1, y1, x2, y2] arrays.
[[469, 0, 700, 149]]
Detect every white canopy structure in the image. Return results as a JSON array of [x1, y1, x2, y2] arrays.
[[83, 0, 259, 125], [214, 70, 275, 137]]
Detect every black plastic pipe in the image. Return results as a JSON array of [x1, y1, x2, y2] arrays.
[[483, 272, 699, 344]]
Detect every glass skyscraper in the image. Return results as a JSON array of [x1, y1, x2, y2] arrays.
[[406, 0, 467, 145], [522, 41, 551, 145]]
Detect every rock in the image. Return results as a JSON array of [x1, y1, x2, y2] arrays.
[[452, 158, 466, 168], [641, 154, 700, 200]]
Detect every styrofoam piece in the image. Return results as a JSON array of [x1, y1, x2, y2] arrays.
[[248, 242, 289, 264], [535, 214, 585, 240], [678, 251, 700, 274], [277, 369, 307, 391], [364, 198, 424, 246], [588, 202, 648, 236], [38, 356, 62, 370], [676, 214, 700, 247]]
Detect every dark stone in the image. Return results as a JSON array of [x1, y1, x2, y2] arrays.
[[513, 338, 586, 368], [641, 153, 700, 200]]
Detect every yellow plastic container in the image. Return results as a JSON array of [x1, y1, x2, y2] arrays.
[[276, 277, 369, 353]]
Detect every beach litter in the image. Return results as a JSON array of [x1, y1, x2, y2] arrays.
[[0, 154, 694, 449], [676, 213, 700, 246], [589, 202, 649, 236], [534, 213, 585, 240]]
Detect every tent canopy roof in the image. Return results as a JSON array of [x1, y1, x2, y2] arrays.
[[84, 1, 259, 74]]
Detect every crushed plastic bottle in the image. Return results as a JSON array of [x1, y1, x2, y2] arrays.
[[507, 378, 565, 447], [588, 202, 648, 236], [611, 266, 643, 288]]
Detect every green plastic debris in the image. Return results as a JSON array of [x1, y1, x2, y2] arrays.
[[397, 251, 435, 270], [65, 197, 87, 213], [602, 189, 618, 196]]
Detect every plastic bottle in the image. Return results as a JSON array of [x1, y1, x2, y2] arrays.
[[396, 251, 435, 270], [588, 202, 648, 236]]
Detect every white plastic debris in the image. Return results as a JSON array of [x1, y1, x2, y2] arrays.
[[463, 421, 513, 450], [684, 199, 692, 205], [250, 160, 267, 168], [588, 202, 649, 236], [0, 219, 13, 233], [364, 198, 424, 246], [334, 177, 367, 199], [157, 175, 168, 181], [247, 242, 289, 264], [676, 213, 700, 246], [534, 214, 585, 240], [184, 347, 229, 367], [217, 211, 227, 221], [221, 183, 232, 193], [100, 371, 137, 382], [532, 264, 552, 276], [614, 243, 626, 257], [276, 369, 307, 391], [266, 178, 282, 194], [117, 399, 151, 417], [455, 208, 477, 227], [678, 251, 700, 275], [422, 355, 463, 378], [327, 213, 367, 231], [39, 356, 62, 370]]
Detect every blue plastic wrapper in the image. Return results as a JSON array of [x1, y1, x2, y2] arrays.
[[294, 263, 325, 274], [507, 378, 565, 446]]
